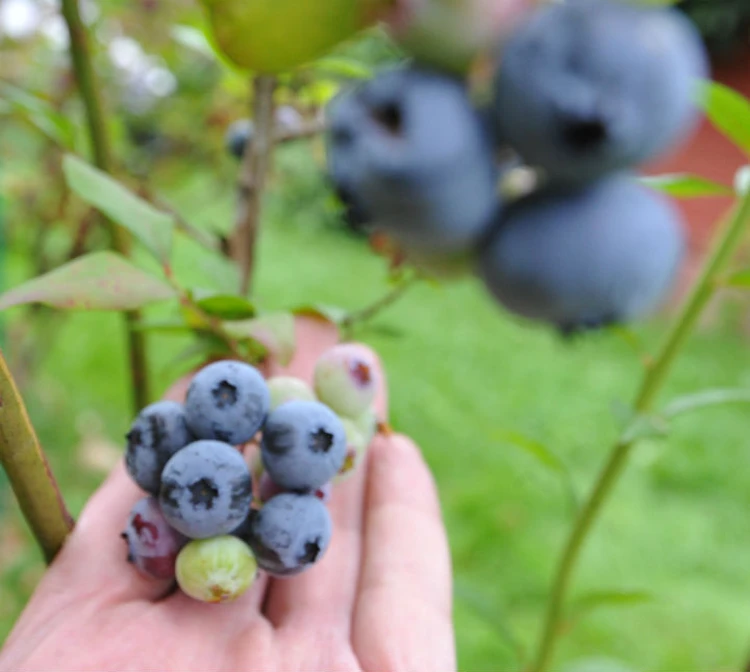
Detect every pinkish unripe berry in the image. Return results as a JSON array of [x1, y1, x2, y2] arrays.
[[313, 344, 378, 419]]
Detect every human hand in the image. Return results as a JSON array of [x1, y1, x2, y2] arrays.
[[0, 317, 455, 672]]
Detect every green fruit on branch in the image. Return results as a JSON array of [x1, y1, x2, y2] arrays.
[[382, 0, 533, 73], [201, 0, 391, 73]]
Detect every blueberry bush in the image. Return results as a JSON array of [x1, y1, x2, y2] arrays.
[[2, 0, 750, 669]]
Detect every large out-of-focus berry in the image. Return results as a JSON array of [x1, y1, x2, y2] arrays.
[[176, 535, 257, 603], [159, 440, 253, 539], [185, 360, 270, 445], [125, 401, 193, 495], [478, 175, 686, 334], [261, 400, 347, 492], [325, 67, 500, 256], [492, 0, 709, 185], [245, 493, 333, 577], [122, 497, 187, 581], [313, 344, 378, 419]]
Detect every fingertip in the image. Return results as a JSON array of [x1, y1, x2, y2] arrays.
[[366, 433, 440, 518]]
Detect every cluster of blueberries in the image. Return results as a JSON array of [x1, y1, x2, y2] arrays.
[[323, 0, 710, 336], [121, 345, 379, 602]]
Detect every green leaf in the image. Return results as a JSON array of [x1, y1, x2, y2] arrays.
[[224, 312, 296, 366], [725, 269, 750, 287], [293, 303, 348, 325], [196, 295, 256, 321], [493, 429, 579, 514], [663, 388, 750, 419], [160, 334, 233, 378], [561, 658, 637, 672], [618, 411, 669, 443], [0, 252, 176, 311], [701, 81, 750, 156], [493, 429, 567, 474], [0, 82, 76, 148], [640, 173, 733, 198], [571, 590, 654, 618], [170, 24, 217, 60], [308, 57, 373, 80], [63, 154, 175, 263], [133, 318, 192, 334], [453, 577, 525, 662]]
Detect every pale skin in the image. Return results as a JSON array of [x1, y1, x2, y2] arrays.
[[0, 318, 456, 672]]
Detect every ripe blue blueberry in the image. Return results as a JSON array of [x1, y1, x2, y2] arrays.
[[257, 469, 332, 504], [261, 400, 346, 492], [122, 496, 187, 580], [325, 67, 500, 255], [245, 493, 333, 577], [185, 360, 270, 445], [159, 440, 253, 539], [125, 401, 194, 495], [478, 175, 686, 334], [492, 0, 709, 185], [225, 119, 254, 160]]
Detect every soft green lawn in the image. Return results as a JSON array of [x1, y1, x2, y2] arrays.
[[2, 144, 750, 671]]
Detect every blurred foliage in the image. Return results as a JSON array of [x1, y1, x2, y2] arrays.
[[678, 0, 750, 59]]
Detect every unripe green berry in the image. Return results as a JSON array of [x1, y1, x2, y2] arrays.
[[267, 376, 317, 411], [352, 407, 377, 445], [334, 418, 369, 482], [176, 536, 257, 603]]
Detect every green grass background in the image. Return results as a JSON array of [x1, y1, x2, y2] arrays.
[[2, 143, 750, 672]]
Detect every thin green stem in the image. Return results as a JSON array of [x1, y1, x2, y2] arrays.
[[341, 273, 421, 334], [530, 189, 750, 672], [60, 0, 149, 413], [162, 271, 262, 365], [0, 349, 74, 563]]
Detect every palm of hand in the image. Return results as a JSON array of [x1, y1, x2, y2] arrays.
[[0, 321, 455, 672]]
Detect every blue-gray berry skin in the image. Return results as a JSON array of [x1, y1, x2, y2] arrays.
[[478, 175, 686, 334], [245, 493, 332, 577], [125, 401, 194, 495], [325, 67, 500, 255], [159, 440, 253, 539], [493, 0, 709, 186], [225, 119, 254, 160], [261, 400, 346, 492], [185, 360, 270, 445]]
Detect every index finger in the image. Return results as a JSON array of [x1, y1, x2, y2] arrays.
[[353, 434, 455, 671]]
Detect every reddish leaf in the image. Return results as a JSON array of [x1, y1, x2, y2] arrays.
[[0, 251, 176, 311]]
